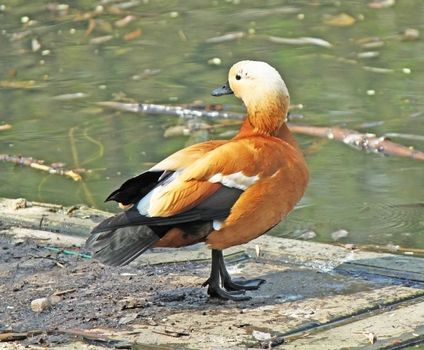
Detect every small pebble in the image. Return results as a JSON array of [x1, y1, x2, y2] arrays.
[[30, 295, 61, 313], [31, 298, 50, 312], [208, 57, 222, 65], [12, 198, 27, 210], [366, 89, 376, 96], [252, 330, 271, 341], [344, 243, 356, 250], [298, 230, 317, 240], [331, 229, 349, 241]]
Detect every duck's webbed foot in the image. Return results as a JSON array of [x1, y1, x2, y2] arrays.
[[202, 249, 265, 301]]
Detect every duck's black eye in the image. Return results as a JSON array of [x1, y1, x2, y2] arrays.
[[235, 74, 241, 80]]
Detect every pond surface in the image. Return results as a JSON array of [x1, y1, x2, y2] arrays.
[[0, 0, 423, 250]]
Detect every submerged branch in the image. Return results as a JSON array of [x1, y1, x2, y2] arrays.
[[97, 101, 424, 161], [288, 125, 424, 161], [0, 154, 85, 181], [97, 101, 246, 120]]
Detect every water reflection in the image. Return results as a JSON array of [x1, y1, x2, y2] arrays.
[[0, 0, 423, 249]]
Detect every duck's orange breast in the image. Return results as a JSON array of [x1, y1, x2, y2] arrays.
[[205, 134, 308, 250]]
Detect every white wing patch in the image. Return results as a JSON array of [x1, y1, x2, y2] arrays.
[[136, 186, 161, 216], [136, 171, 179, 216], [208, 171, 259, 190]]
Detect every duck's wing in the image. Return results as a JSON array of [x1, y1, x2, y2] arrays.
[[143, 139, 270, 217], [86, 140, 240, 265], [105, 140, 226, 206], [150, 140, 226, 172]]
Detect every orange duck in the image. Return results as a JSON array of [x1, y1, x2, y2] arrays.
[[86, 60, 309, 300]]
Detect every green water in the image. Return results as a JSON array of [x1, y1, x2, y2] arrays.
[[0, 0, 423, 249]]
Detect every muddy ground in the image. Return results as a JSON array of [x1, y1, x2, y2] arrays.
[[0, 233, 230, 347], [1, 218, 424, 349]]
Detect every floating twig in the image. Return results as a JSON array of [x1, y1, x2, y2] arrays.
[[288, 125, 424, 161], [0, 154, 85, 181], [97, 101, 246, 120], [97, 101, 303, 121], [269, 35, 333, 48], [205, 32, 245, 44]]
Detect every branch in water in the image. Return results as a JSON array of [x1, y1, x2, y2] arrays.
[[97, 101, 424, 161], [97, 101, 246, 120], [97, 101, 304, 121], [288, 125, 424, 161], [0, 154, 85, 181]]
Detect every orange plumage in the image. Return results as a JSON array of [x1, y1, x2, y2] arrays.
[[86, 60, 309, 300]]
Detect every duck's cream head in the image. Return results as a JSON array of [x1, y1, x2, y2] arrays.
[[212, 60, 290, 135]]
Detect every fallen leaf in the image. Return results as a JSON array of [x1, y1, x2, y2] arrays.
[[323, 13, 356, 26], [0, 124, 12, 131], [124, 29, 142, 41], [115, 15, 136, 28], [368, 0, 395, 9]]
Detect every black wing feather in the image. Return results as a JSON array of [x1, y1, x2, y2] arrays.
[[106, 170, 171, 205], [86, 172, 244, 266]]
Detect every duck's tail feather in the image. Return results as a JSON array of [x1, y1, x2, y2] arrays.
[[85, 212, 160, 266]]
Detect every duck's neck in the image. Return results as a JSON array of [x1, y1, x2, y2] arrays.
[[237, 119, 298, 148], [245, 93, 287, 134], [235, 94, 298, 148]]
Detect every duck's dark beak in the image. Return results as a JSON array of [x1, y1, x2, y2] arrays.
[[211, 81, 233, 96]]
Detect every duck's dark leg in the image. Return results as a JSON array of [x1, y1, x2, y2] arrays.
[[216, 250, 265, 291], [202, 249, 249, 301]]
